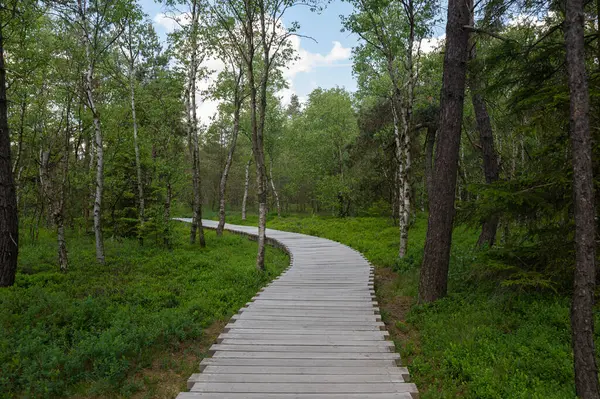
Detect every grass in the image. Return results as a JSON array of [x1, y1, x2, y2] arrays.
[[215, 211, 586, 398], [0, 223, 288, 398]]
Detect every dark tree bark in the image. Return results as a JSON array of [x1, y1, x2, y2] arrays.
[[469, 43, 500, 248], [565, 0, 600, 396], [0, 25, 19, 287], [424, 123, 437, 204], [418, 0, 471, 303]]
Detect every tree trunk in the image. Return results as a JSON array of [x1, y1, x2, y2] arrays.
[[391, 99, 408, 258], [418, 0, 471, 303], [164, 180, 172, 248], [187, 2, 205, 247], [56, 103, 70, 272], [565, 0, 600, 396], [469, 41, 499, 248], [399, 0, 415, 258], [0, 24, 18, 287], [242, 158, 251, 220], [88, 67, 105, 264], [217, 100, 240, 236], [424, 123, 437, 204], [217, 69, 243, 235], [12, 99, 25, 176], [129, 65, 144, 234], [269, 160, 281, 217]]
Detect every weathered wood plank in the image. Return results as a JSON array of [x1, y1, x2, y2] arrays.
[[174, 219, 417, 398], [178, 393, 418, 399], [189, 382, 418, 394]]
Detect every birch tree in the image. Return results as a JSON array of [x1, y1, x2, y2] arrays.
[[119, 10, 146, 237], [342, 0, 435, 258], [212, 0, 300, 270], [55, 0, 128, 263], [208, 24, 247, 236]]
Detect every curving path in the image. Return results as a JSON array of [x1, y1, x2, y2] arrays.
[[175, 219, 419, 399]]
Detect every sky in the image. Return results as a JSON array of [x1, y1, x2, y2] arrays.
[[139, 0, 446, 123], [140, 0, 359, 104]]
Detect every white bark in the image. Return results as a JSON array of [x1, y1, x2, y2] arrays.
[[187, 1, 205, 247], [269, 160, 281, 217], [242, 158, 251, 220], [129, 64, 144, 229], [86, 60, 104, 263]]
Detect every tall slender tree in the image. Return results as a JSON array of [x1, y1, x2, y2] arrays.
[[418, 0, 471, 303], [0, 16, 19, 287], [565, 0, 600, 395]]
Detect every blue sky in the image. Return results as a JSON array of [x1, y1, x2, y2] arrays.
[[139, 0, 359, 104]]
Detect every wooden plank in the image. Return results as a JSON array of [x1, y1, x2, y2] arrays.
[[199, 358, 399, 368], [209, 344, 393, 353], [178, 393, 418, 399], [190, 382, 418, 394], [182, 393, 418, 399], [219, 328, 388, 336], [211, 351, 400, 360], [217, 333, 389, 342], [189, 373, 405, 383], [217, 338, 393, 347], [175, 220, 418, 399], [199, 365, 409, 375], [231, 314, 380, 322]]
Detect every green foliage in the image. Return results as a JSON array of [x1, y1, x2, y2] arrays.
[[0, 225, 288, 398]]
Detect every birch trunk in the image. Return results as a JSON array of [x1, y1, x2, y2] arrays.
[[187, 1, 205, 247], [129, 65, 144, 231], [399, 0, 415, 257], [216, 116, 240, 236], [217, 73, 243, 236], [78, 0, 105, 263], [12, 100, 25, 176], [269, 160, 281, 217], [164, 180, 172, 247], [565, 0, 600, 395], [391, 100, 407, 257], [242, 158, 251, 220], [85, 60, 105, 263], [57, 111, 70, 271]]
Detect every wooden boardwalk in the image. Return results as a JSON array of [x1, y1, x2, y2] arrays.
[[175, 219, 418, 399]]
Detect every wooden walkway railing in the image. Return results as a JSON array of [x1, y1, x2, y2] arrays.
[[175, 219, 419, 399]]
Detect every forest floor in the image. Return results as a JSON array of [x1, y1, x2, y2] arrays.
[[214, 212, 586, 399], [0, 223, 288, 399]]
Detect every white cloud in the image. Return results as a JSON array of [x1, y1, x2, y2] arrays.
[[278, 38, 352, 104], [153, 12, 191, 33], [420, 34, 445, 54], [284, 38, 352, 79], [151, 12, 351, 121]]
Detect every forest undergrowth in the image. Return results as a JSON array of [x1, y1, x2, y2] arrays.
[[0, 223, 288, 398]]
